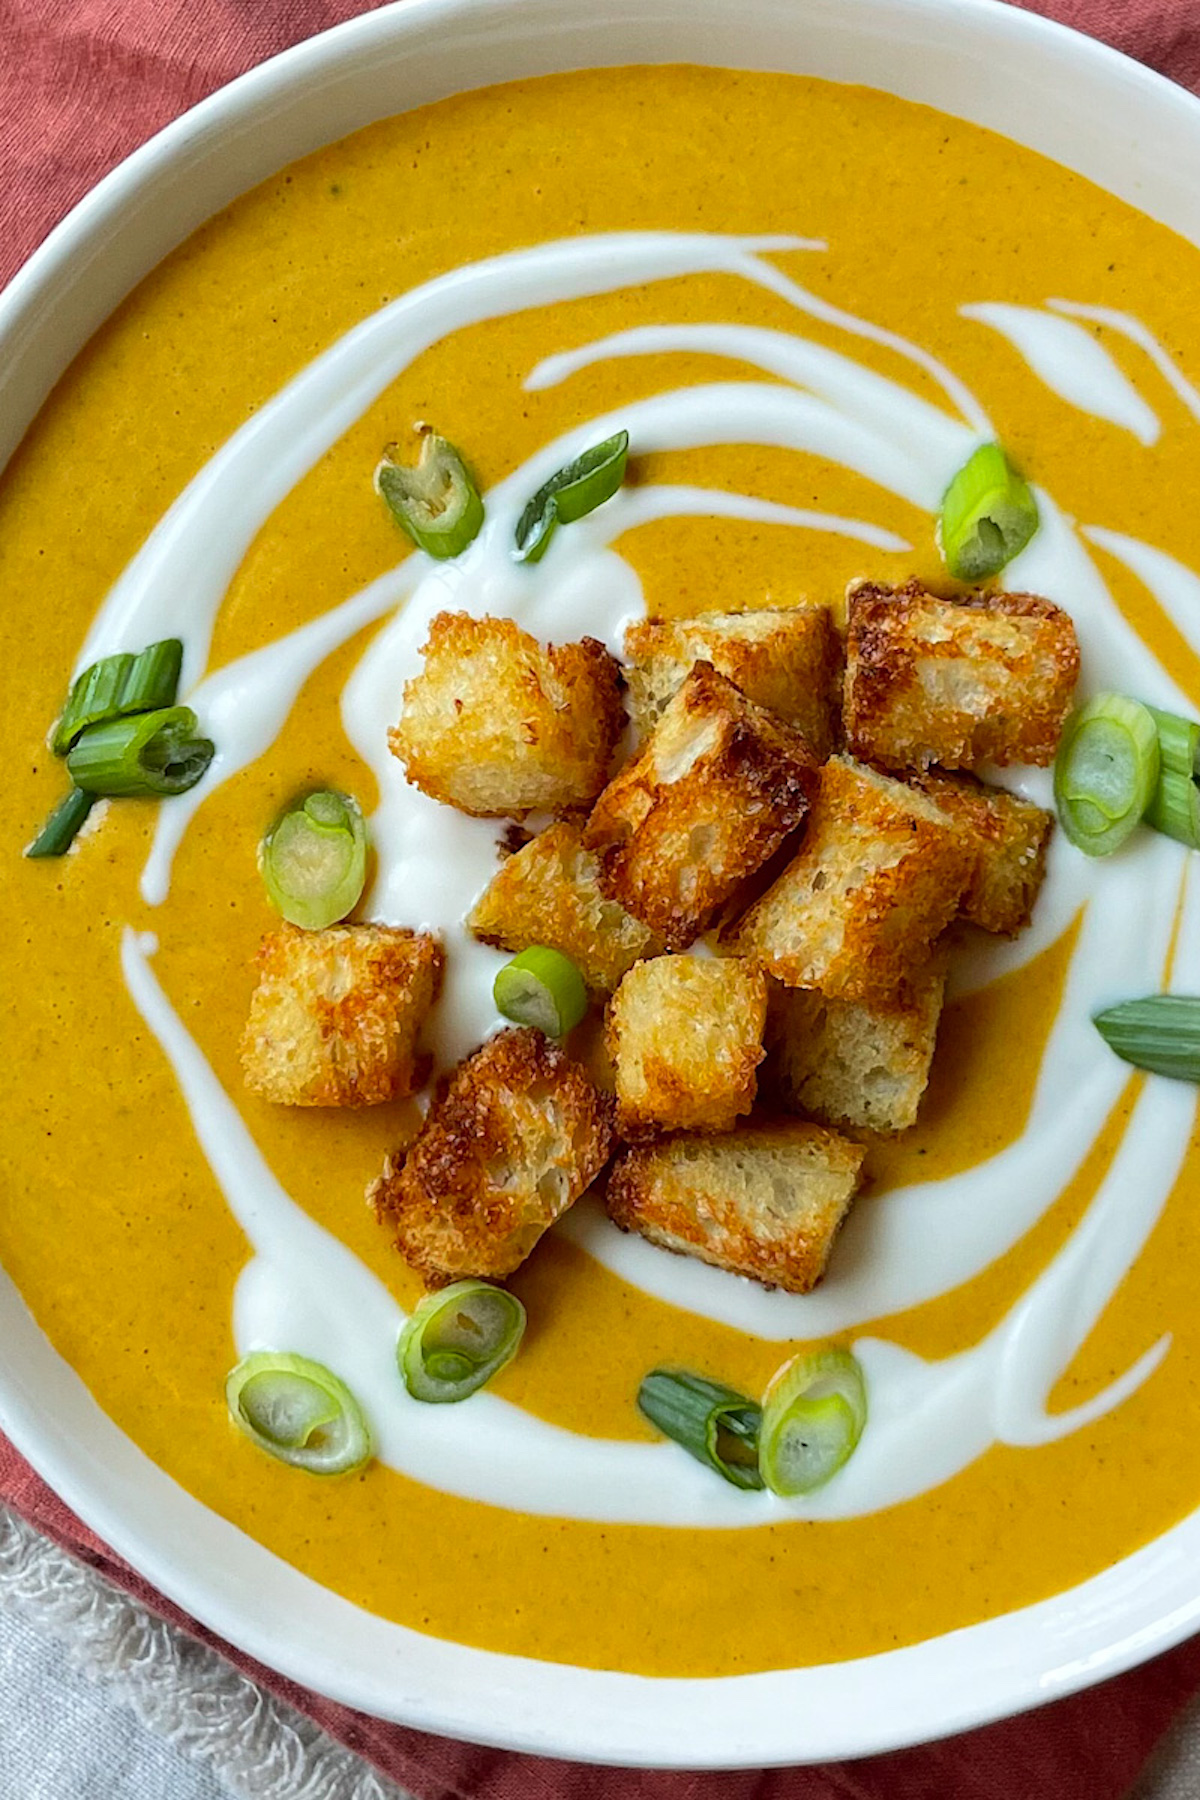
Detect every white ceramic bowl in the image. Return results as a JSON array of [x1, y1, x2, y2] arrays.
[[5, 0, 1200, 1765]]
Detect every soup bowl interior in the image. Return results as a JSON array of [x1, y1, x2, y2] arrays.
[[4, 0, 1200, 1766]]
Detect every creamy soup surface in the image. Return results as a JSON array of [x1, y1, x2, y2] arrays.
[[3, 65, 1200, 1677]]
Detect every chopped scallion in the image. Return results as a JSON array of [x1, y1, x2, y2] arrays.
[[759, 1347, 867, 1496], [259, 788, 368, 930], [1093, 995, 1200, 1083], [398, 1280, 526, 1403], [937, 442, 1039, 581], [1053, 692, 1160, 857], [375, 429, 484, 560], [225, 1350, 372, 1475], [52, 639, 183, 754], [66, 706, 214, 797], [25, 786, 98, 858], [1145, 767, 1200, 849], [1146, 705, 1200, 780], [493, 946, 588, 1037], [637, 1369, 764, 1490], [514, 430, 629, 564]]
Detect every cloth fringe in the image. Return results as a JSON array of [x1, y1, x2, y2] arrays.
[[0, 1505, 407, 1800]]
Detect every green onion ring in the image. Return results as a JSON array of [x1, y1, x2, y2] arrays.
[[492, 946, 588, 1037], [937, 441, 1039, 582], [398, 1280, 527, 1403], [52, 639, 183, 756], [25, 787, 98, 859], [375, 429, 484, 560], [226, 1351, 373, 1475], [1054, 692, 1160, 857], [66, 706, 214, 797], [759, 1346, 867, 1496], [259, 788, 369, 930]]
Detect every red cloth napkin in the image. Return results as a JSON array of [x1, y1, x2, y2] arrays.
[[4, 1, 1200, 1793]]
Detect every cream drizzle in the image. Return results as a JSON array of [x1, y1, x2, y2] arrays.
[[75, 236, 1200, 1524]]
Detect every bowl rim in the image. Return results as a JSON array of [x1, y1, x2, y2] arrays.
[[4, 0, 1200, 1766]]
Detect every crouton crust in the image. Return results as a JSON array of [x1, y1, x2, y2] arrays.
[[605, 1120, 864, 1293], [768, 950, 947, 1134], [370, 1027, 614, 1285], [606, 955, 768, 1138], [725, 755, 971, 1000], [583, 661, 819, 950], [389, 611, 624, 818], [906, 767, 1053, 936], [241, 924, 443, 1107], [624, 605, 842, 757], [843, 579, 1079, 770], [467, 821, 662, 994]]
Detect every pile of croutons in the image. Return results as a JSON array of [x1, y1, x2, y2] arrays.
[[240, 577, 1079, 1298]]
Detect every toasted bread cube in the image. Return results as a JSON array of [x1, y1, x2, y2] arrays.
[[624, 605, 841, 757], [583, 661, 819, 950], [906, 768, 1052, 937], [770, 952, 947, 1134], [241, 924, 443, 1107], [843, 579, 1079, 770], [388, 611, 624, 818], [606, 955, 768, 1138], [370, 1028, 613, 1284], [605, 1120, 863, 1293], [726, 756, 971, 1000], [467, 821, 661, 994]]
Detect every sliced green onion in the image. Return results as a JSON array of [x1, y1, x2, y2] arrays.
[[492, 945, 588, 1036], [25, 787, 98, 858], [52, 639, 183, 755], [1145, 767, 1200, 849], [1093, 994, 1200, 1083], [938, 442, 1039, 581], [225, 1350, 372, 1475], [759, 1346, 867, 1496], [66, 706, 214, 797], [375, 428, 484, 560], [260, 788, 368, 930], [398, 1280, 527, 1403], [637, 1370, 764, 1491], [1053, 693, 1160, 857], [1146, 705, 1200, 779], [514, 430, 629, 564]]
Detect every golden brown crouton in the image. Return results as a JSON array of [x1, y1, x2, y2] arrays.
[[583, 661, 819, 951], [370, 1028, 613, 1285], [725, 756, 971, 1000], [241, 924, 443, 1107], [605, 955, 768, 1138], [843, 579, 1079, 770], [906, 768, 1053, 937], [769, 952, 947, 1134], [624, 605, 842, 757], [467, 821, 662, 994], [605, 1120, 864, 1293], [389, 611, 624, 818]]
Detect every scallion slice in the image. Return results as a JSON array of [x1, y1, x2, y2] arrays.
[[637, 1369, 764, 1490], [759, 1346, 867, 1497], [1145, 767, 1200, 850], [66, 706, 214, 797], [259, 788, 368, 930], [375, 429, 484, 560], [937, 442, 1039, 582], [492, 946, 588, 1037], [398, 1280, 526, 1403], [1093, 994, 1200, 1082], [225, 1350, 372, 1475], [513, 430, 629, 564], [1053, 692, 1160, 857], [1146, 705, 1200, 780], [25, 787, 98, 858], [52, 638, 183, 755]]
